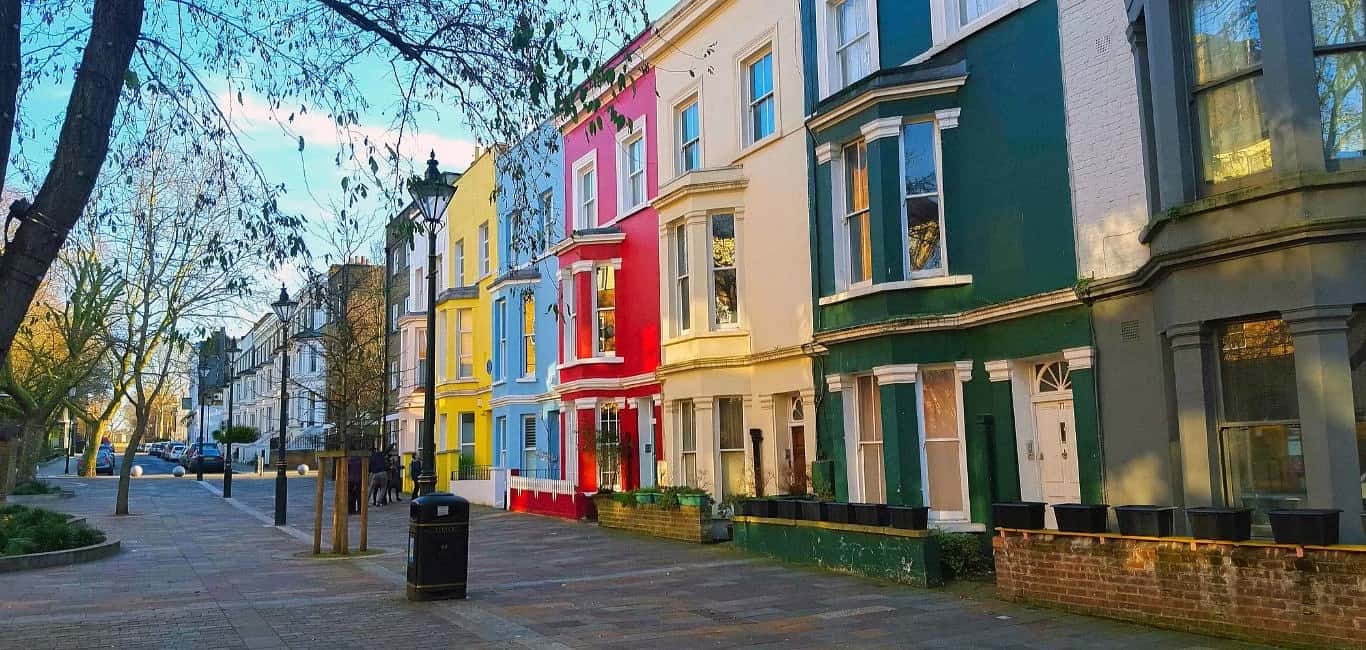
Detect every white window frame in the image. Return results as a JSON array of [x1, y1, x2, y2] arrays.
[[478, 222, 490, 277], [615, 116, 648, 217], [454, 239, 465, 286], [456, 308, 474, 379], [572, 151, 597, 231], [676, 96, 701, 174], [521, 414, 538, 468], [672, 223, 691, 336], [899, 119, 948, 279], [438, 413, 448, 451], [715, 396, 747, 499], [741, 44, 777, 147], [538, 190, 554, 253], [708, 213, 739, 329], [815, 0, 881, 99], [562, 275, 577, 363], [521, 293, 536, 379], [678, 399, 698, 487], [495, 297, 507, 381], [839, 139, 872, 289], [916, 363, 972, 522], [592, 263, 617, 357], [852, 374, 886, 504], [925, 0, 1034, 60], [596, 402, 621, 491], [459, 412, 476, 461], [436, 309, 448, 381]]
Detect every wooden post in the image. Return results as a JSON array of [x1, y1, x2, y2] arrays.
[[332, 457, 344, 553], [339, 455, 350, 554], [359, 453, 369, 552], [312, 456, 325, 555]]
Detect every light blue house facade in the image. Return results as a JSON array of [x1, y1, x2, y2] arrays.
[[491, 122, 564, 477]]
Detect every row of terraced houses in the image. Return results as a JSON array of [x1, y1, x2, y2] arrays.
[[379, 0, 1366, 546]]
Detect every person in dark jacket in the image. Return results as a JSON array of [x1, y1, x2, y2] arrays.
[[369, 449, 389, 506], [347, 454, 363, 514], [387, 449, 403, 503], [409, 456, 422, 500]]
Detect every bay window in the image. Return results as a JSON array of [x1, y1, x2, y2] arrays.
[[710, 214, 738, 327], [459, 412, 476, 465], [478, 222, 490, 276], [1311, 0, 1366, 163], [495, 298, 507, 380], [901, 121, 944, 276], [673, 224, 691, 334], [522, 414, 538, 472], [1217, 318, 1304, 533], [718, 397, 746, 497], [921, 368, 968, 519], [456, 308, 474, 379], [843, 140, 872, 285], [454, 240, 465, 286], [522, 294, 535, 378], [855, 375, 885, 504], [679, 400, 698, 487], [595, 265, 616, 355], [562, 276, 576, 362], [597, 404, 621, 491], [1188, 0, 1272, 188], [958, 0, 1006, 26]]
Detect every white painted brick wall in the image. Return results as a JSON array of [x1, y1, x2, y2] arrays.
[[1058, 0, 1150, 280]]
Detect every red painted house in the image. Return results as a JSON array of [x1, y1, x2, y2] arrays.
[[553, 45, 661, 503]]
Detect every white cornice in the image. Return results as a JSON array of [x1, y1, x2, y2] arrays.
[[556, 371, 659, 395], [815, 142, 836, 165], [549, 232, 626, 256], [807, 76, 968, 133], [872, 364, 918, 385], [569, 260, 594, 274], [984, 360, 1011, 382], [935, 107, 961, 130], [825, 374, 846, 392], [815, 288, 1081, 346], [860, 117, 903, 143], [954, 360, 974, 382], [1062, 346, 1094, 371]]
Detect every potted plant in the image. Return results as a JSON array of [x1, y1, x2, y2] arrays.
[[821, 501, 852, 524], [992, 502, 1046, 530], [886, 505, 929, 530], [611, 490, 633, 506], [1268, 509, 1341, 546], [848, 503, 888, 526], [1186, 506, 1252, 541], [634, 489, 660, 505], [1114, 505, 1178, 537], [1053, 503, 1109, 533], [796, 500, 823, 521]]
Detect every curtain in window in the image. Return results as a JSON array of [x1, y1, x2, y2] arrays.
[[922, 369, 964, 514], [856, 376, 885, 504], [718, 397, 746, 497]]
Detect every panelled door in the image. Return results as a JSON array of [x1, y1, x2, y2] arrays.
[[1029, 361, 1081, 528]]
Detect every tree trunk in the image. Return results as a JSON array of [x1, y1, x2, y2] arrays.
[[14, 419, 45, 481], [79, 417, 109, 478], [0, 0, 144, 368], [0, 435, 15, 500], [116, 406, 150, 515]]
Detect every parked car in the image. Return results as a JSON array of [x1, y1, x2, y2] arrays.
[[136, 443, 150, 454], [78, 448, 116, 475], [165, 444, 187, 462], [183, 443, 225, 473], [149, 442, 164, 457]]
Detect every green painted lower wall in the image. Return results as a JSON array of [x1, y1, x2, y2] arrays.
[[734, 519, 943, 587], [1069, 367, 1103, 504]]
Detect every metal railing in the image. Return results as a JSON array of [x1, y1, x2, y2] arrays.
[[453, 464, 493, 481], [512, 465, 561, 481]]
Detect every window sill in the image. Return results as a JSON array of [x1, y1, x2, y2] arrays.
[[515, 377, 538, 384], [492, 380, 506, 387], [909, 0, 1039, 65], [662, 329, 750, 347], [557, 356, 624, 370], [819, 274, 972, 306], [736, 131, 782, 162]]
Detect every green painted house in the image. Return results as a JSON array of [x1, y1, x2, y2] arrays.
[[800, 0, 1101, 529]]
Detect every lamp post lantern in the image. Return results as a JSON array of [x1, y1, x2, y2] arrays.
[[407, 151, 455, 497], [271, 284, 299, 525], [223, 337, 239, 499]]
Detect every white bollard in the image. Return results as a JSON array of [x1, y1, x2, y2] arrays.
[[296, 464, 309, 475], [171, 466, 185, 478], [131, 465, 144, 478]]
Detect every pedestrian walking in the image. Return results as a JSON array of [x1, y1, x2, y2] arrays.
[[369, 448, 388, 506], [409, 456, 422, 500], [387, 448, 403, 503], [347, 454, 363, 514]]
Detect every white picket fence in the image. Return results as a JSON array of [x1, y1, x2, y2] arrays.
[[508, 474, 576, 496]]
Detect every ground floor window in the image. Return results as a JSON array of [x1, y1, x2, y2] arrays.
[[1216, 318, 1304, 531], [855, 375, 885, 504], [718, 397, 746, 497], [678, 400, 698, 487], [459, 413, 476, 466], [921, 368, 965, 517], [521, 414, 538, 472], [597, 404, 621, 491], [1347, 310, 1365, 512]]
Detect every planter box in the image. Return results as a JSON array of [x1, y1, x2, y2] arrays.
[[992, 502, 1045, 530], [771, 499, 798, 519], [592, 494, 713, 543], [796, 500, 822, 521], [821, 502, 852, 524], [1114, 505, 1177, 537], [749, 499, 776, 518], [1053, 503, 1108, 533], [677, 494, 709, 508], [887, 505, 929, 530], [1268, 509, 1341, 546], [1186, 507, 1252, 542], [634, 492, 659, 505], [849, 503, 888, 526]]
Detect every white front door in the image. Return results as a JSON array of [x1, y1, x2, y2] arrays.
[[637, 399, 656, 489], [1024, 360, 1081, 528]]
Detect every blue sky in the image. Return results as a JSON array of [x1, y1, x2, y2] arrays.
[[14, 0, 676, 335]]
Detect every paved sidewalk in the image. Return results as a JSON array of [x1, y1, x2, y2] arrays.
[[0, 475, 1264, 649]]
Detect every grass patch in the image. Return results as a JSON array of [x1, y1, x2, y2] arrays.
[[0, 505, 105, 556], [10, 480, 62, 496]]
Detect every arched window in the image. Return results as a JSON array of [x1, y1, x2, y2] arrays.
[[1034, 361, 1072, 394]]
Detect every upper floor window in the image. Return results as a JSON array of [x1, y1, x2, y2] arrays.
[[843, 140, 872, 285], [1311, 0, 1366, 163], [454, 239, 465, 286], [413, 266, 425, 308], [958, 0, 1006, 26], [456, 307, 474, 379], [495, 297, 507, 380], [673, 223, 691, 334], [478, 222, 490, 276], [521, 294, 536, 378], [562, 276, 576, 362], [619, 126, 647, 213], [902, 121, 945, 276], [1188, 0, 1272, 188], [595, 265, 616, 355], [678, 98, 701, 173], [710, 214, 738, 327], [574, 159, 596, 230], [538, 190, 555, 251], [745, 49, 776, 144], [836, 0, 873, 86]]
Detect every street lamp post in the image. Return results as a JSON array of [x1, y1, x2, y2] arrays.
[[407, 151, 455, 497], [223, 337, 239, 499], [271, 284, 299, 526], [197, 353, 208, 482]]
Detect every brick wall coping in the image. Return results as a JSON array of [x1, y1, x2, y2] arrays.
[[995, 527, 1366, 554], [737, 515, 934, 539]]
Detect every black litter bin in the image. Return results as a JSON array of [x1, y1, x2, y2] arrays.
[[407, 492, 469, 601]]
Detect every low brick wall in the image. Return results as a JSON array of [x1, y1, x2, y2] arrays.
[[993, 530, 1366, 649], [734, 516, 942, 587], [510, 488, 594, 520], [592, 495, 711, 543]]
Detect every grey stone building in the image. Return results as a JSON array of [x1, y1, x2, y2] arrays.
[[1082, 0, 1366, 541], [384, 204, 417, 450]]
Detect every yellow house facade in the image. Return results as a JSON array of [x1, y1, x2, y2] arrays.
[[649, 0, 814, 500], [433, 148, 499, 492]]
